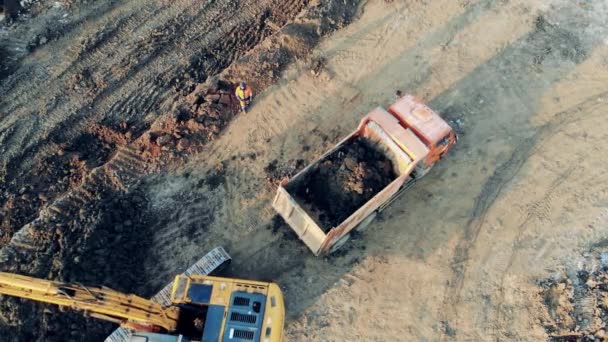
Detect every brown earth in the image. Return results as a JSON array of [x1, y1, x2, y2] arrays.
[[290, 136, 396, 230], [0, 0, 360, 340], [1, 0, 608, 341], [539, 249, 608, 340]]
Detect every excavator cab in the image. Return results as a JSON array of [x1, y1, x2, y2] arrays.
[[169, 275, 284, 342]]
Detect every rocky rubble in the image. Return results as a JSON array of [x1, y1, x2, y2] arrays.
[[541, 251, 608, 341]]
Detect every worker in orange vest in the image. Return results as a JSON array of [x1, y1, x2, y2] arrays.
[[235, 82, 253, 112]]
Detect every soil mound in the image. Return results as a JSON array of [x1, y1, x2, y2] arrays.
[[292, 137, 396, 230]]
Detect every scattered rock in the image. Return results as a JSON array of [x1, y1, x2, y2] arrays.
[[204, 94, 221, 103], [176, 138, 191, 151], [185, 93, 201, 106], [542, 251, 608, 339], [309, 56, 326, 77], [157, 134, 172, 146], [264, 159, 306, 185]]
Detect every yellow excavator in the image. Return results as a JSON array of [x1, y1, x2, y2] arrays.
[[0, 247, 284, 342]]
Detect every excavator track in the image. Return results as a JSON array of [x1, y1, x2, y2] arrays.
[[106, 246, 231, 342]]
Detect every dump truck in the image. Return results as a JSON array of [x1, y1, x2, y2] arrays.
[[272, 95, 457, 255], [0, 247, 285, 342]]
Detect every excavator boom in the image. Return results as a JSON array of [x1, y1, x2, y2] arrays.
[[0, 272, 179, 331]]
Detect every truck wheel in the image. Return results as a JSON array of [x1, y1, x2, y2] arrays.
[[355, 212, 377, 233], [329, 233, 351, 254], [413, 162, 434, 178]]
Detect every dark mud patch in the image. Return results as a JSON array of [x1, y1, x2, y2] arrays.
[[0, 44, 13, 80], [289, 137, 396, 231], [65, 132, 116, 168], [58, 189, 153, 290], [0, 148, 89, 246], [0, 0, 21, 21], [0, 188, 150, 342], [203, 171, 225, 190], [0, 125, 128, 249], [41, 189, 155, 342], [531, 15, 586, 66], [197, 162, 227, 191]]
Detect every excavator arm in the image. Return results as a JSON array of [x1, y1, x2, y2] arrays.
[[0, 272, 179, 332]]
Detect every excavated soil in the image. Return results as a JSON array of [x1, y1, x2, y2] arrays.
[[290, 137, 396, 230], [0, 0, 356, 341], [264, 158, 306, 186], [0, 0, 309, 251], [0, 0, 361, 340]]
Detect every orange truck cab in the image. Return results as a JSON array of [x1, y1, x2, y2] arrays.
[[273, 95, 457, 255], [387, 95, 457, 168]]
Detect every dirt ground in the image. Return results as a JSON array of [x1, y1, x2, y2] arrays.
[[1, 0, 608, 341]]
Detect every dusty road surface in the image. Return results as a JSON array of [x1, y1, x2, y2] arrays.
[[1, 0, 608, 341]]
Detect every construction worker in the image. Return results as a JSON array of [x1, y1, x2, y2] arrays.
[[235, 82, 253, 112]]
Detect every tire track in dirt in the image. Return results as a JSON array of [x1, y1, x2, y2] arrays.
[[0, 0, 126, 111], [490, 95, 608, 337], [0, 0, 360, 339], [491, 165, 577, 337], [1, 0, 232, 157], [0, 1, 118, 70], [0, 1, 191, 174], [0, 0, 309, 249], [433, 1, 608, 334], [3, 1, 210, 133], [438, 91, 608, 340], [3, 0, 297, 164], [0, 0, 300, 247], [438, 127, 542, 339]]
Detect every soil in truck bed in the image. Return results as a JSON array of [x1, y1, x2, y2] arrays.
[[291, 137, 397, 231]]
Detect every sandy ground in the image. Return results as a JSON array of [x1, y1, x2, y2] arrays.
[[276, 1, 608, 340], [1, 0, 608, 341], [155, 0, 608, 340]]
